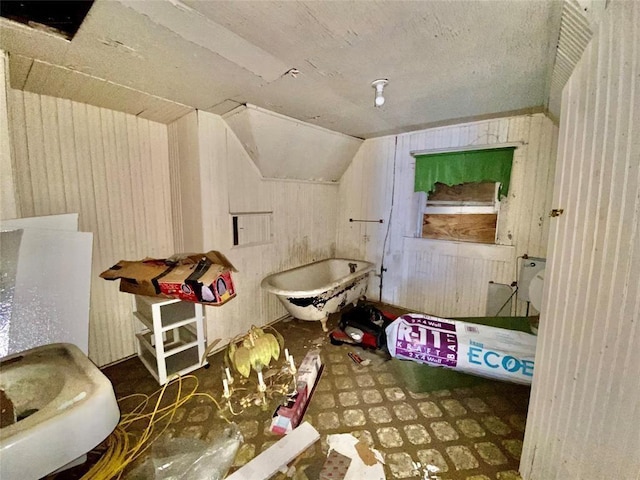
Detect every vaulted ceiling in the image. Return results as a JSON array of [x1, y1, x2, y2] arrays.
[[0, 0, 603, 139]]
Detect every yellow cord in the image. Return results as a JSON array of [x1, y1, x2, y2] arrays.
[[81, 374, 228, 480]]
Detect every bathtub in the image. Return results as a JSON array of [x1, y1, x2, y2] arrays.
[[261, 258, 376, 331]]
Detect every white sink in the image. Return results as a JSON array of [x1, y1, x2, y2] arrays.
[[0, 343, 120, 479]]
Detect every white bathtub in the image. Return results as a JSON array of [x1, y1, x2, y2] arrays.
[[261, 258, 376, 331]]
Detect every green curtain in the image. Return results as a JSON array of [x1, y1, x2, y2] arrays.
[[414, 147, 515, 199]]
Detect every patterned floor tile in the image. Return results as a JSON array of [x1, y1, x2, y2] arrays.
[[446, 445, 480, 470], [313, 392, 336, 409], [317, 411, 341, 430], [408, 390, 431, 400], [474, 442, 508, 466], [393, 402, 418, 421], [404, 423, 432, 445], [368, 406, 393, 424], [377, 426, 404, 448], [456, 418, 487, 438], [501, 439, 523, 459], [463, 397, 490, 413], [432, 389, 453, 397], [355, 374, 376, 387], [481, 415, 512, 436], [334, 376, 355, 390], [418, 401, 444, 418], [186, 404, 212, 422], [387, 452, 419, 479], [507, 414, 527, 432], [342, 408, 367, 427], [430, 421, 460, 441], [331, 364, 350, 375], [338, 391, 360, 406], [237, 419, 259, 440], [441, 398, 468, 417], [362, 389, 384, 404], [417, 448, 449, 473], [384, 386, 407, 401]]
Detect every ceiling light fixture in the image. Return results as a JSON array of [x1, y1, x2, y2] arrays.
[[371, 79, 388, 107]]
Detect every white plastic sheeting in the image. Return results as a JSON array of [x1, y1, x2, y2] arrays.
[[0, 214, 92, 356]]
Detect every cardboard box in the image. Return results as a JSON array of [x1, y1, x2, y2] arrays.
[[100, 251, 237, 305]]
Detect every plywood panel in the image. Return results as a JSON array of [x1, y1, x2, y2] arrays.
[[7, 89, 174, 366], [422, 213, 497, 244], [428, 182, 495, 203], [521, 1, 640, 478]]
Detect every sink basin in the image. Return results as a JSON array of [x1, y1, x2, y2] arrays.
[[0, 343, 120, 479]]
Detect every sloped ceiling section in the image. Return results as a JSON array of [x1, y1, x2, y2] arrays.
[[8, 54, 193, 123], [223, 104, 363, 182], [0, 0, 564, 138]]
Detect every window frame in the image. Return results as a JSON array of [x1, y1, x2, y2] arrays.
[[411, 144, 520, 244]]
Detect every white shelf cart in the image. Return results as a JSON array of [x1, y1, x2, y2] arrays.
[[133, 295, 207, 385]]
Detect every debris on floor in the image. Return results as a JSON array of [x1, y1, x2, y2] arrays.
[[270, 350, 323, 435], [325, 433, 385, 480], [126, 424, 242, 480], [226, 422, 320, 480], [55, 302, 531, 480], [319, 450, 351, 479], [329, 303, 396, 351]]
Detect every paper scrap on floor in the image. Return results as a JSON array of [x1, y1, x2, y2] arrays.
[[326, 434, 385, 480]]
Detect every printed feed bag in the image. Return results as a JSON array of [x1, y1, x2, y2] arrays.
[[386, 314, 537, 385]]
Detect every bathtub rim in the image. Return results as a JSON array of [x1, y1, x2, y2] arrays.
[[260, 258, 375, 298]]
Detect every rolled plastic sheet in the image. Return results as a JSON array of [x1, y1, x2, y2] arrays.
[[386, 314, 537, 385]]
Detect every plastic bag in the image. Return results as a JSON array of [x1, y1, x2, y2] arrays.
[[127, 423, 242, 480], [386, 314, 537, 385]]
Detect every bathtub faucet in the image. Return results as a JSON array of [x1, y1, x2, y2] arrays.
[[348, 262, 357, 274]]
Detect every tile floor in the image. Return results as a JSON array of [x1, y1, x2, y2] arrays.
[[50, 304, 530, 480]]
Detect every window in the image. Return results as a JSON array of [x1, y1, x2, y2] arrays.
[[414, 147, 515, 244]]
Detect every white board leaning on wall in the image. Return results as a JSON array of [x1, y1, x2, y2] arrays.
[[0, 213, 92, 357]]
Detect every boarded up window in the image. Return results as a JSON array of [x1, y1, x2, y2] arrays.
[[423, 182, 498, 244], [427, 182, 496, 204], [422, 213, 497, 243]]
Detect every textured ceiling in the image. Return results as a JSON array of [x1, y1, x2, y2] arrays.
[[0, 0, 569, 138]]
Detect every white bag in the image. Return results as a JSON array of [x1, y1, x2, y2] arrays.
[[385, 314, 537, 385]]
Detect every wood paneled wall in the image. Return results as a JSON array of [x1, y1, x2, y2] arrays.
[[7, 90, 174, 366], [521, 1, 640, 478], [168, 111, 338, 347], [337, 113, 558, 317]]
